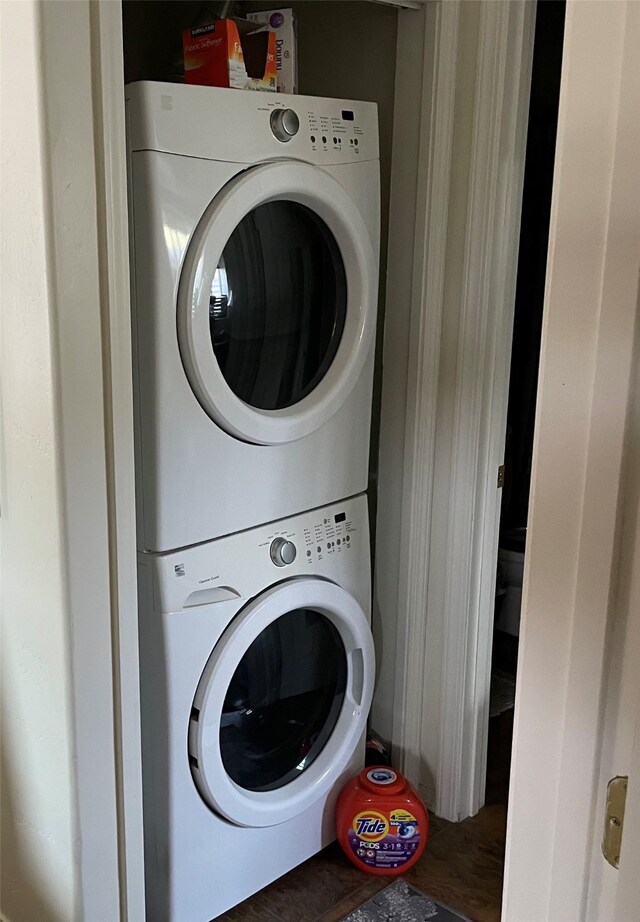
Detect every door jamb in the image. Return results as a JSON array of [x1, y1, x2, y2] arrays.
[[504, 2, 640, 917], [375, 0, 535, 820]]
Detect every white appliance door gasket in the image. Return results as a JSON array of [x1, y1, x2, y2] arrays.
[[188, 578, 374, 827], [177, 161, 377, 445]]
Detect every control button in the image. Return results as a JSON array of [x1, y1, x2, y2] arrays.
[[337, 539, 341, 545], [346, 535, 350, 542], [270, 537, 297, 567], [354, 139, 359, 146], [322, 136, 327, 144], [270, 108, 300, 143], [310, 135, 316, 143], [327, 543, 331, 550], [306, 550, 311, 557], [317, 546, 321, 553]]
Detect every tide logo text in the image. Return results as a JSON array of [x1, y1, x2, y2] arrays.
[[352, 811, 389, 842]]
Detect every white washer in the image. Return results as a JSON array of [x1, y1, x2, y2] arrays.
[[138, 494, 374, 921], [126, 82, 380, 552]]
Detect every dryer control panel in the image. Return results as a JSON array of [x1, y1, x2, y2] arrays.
[[267, 101, 373, 161], [126, 81, 379, 166]]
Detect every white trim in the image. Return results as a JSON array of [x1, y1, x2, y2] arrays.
[[90, 3, 145, 919], [432, 0, 535, 821], [385, 0, 460, 794], [504, 2, 640, 917], [36, 2, 122, 915], [369, 0, 425, 10], [374, 0, 535, 820]]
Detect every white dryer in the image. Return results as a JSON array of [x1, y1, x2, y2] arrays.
[[126, 82, 380, 552], [137, 494, 374, 921]]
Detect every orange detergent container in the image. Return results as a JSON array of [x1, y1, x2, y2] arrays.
[[336, 766, 429, 876]]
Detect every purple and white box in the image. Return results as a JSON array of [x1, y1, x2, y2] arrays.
[[246, 8, 297, 94]]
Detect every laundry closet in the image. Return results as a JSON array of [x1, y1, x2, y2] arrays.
[[120, 0, 557, 918], [6, 2, 639, 921]]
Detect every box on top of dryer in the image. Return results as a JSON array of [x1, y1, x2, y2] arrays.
[[246, 9, 297, 94], [182, 19, 277, 92]]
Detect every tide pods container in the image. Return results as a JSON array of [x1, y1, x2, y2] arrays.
[[336, 766, 429, 875]]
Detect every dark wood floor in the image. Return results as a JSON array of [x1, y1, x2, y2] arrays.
[[218, 803, 507, 922], [219, 693, 515, 922]]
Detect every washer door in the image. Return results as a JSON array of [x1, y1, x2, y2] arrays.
[[188, 579, 374, 827], [177, 161, 377, 445]]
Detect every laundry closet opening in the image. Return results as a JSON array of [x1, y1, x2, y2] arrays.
[[121, 0, 565, 813], [487, 0, 565, 807], [120, 1, 564, 918]]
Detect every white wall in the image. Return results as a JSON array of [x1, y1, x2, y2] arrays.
[[1, 3, 128, 919], [0, 3, 77, 918]]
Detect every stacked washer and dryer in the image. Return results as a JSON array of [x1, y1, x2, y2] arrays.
[[127, 81, 380, 921]]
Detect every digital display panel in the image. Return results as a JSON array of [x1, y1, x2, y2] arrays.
[[341, 110, 355, 121], [335, 512, 346, 523]]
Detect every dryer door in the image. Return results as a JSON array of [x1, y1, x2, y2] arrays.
[[177, 161, 377, 445], [188, 578, 374, 827]]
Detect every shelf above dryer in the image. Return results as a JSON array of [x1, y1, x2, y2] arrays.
[[367, 0, 425, 9]]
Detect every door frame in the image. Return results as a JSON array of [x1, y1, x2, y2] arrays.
[[2, 2, 144, 919], [374, 0, 535, 820], [504, 2, 640, 918], [30, 0, 639, 917], [90, 3, 145, 917]]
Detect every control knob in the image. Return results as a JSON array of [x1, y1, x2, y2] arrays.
[[270, 108, 300, 143], [270, 537, 297, 567]]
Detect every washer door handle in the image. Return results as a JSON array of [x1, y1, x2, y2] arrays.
[[349, 647, 365, 706], [183, 586, 241, 608]]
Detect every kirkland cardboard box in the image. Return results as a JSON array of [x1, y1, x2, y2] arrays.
[[182, 19, 277, 91], [246, 9, 297, 94]]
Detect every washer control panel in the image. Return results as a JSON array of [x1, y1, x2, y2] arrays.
[[151, 494, 369, 614], [301, 509, 357, 565], [257, 502, 360, 570], [261, 507, 358, 568]]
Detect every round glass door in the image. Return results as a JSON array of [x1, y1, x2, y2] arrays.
[[188, 579, 374, 827], [211, 202, 347, 411], [178, 161, 377, 446], [220, 608, 347, 792]]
